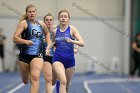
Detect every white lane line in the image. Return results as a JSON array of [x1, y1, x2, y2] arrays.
[[8, 83, 25, 93], [84, 78, 140, 93], [84, 81, 92, 93], [85, 78, 140, 84]]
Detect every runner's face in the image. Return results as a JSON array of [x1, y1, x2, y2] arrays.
[[59, 12, 69, 25], [44, 16, 53, 28], [26, 7, 36, 20]]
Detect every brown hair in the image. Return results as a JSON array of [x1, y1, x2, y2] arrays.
[[19, 4, 37, 22], [58, 9, 70, 19], [43, 13, 54, 22]]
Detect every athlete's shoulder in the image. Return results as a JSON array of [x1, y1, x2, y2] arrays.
[[18, 20, 27, 29], [69, 25, 79, 33], [19, 20, 27, 25], [70, 25, 77, 30]]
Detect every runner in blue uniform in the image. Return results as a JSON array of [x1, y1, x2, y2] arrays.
[[52, 9, 84, 93], [12, 4, 51, 93]]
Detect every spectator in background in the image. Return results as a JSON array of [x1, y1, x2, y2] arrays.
[[131, 32, 140, 78], [13, 44, 20, 71], [0, 28, 6, 72]]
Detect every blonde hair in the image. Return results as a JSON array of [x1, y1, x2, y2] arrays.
[[19, 4, 36, 22], [43, 13, 54, 22], [58, 9, 70, 19]]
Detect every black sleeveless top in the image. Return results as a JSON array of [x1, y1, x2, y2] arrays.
[[133, 39, 140, 59]]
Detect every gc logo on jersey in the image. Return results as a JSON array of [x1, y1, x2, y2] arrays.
[[32, 29, 42, 38], [38, 53, 43, 58]]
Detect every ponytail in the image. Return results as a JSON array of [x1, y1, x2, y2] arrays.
[[19, 13, 27, 23]]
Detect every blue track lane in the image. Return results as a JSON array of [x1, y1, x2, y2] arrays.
[[0, 72, 140, 93]]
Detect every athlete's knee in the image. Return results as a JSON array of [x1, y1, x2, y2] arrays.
[[44, 73, 52, 83], [21, 76, 30, 84], [45, 77, 52, 83], [30, 74, 40, 82], [60, 79, 67, 86], [22, 79, 29, 84]]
